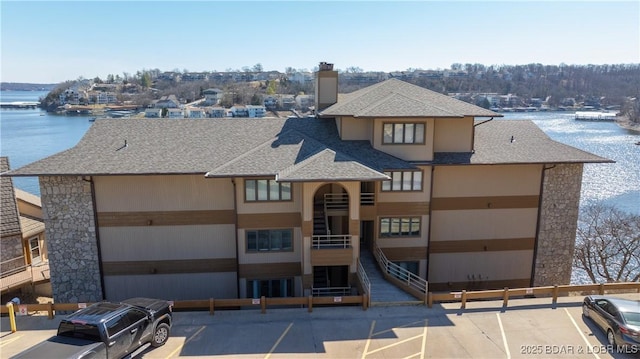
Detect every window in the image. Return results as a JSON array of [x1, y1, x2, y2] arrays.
[[383, 123, 425, 144], [380, 217, 421, 237], [245, 179, 291, 201], [381, 171, 422, 191], [247, 278, 293, 298], [247, 229, 293, 252]]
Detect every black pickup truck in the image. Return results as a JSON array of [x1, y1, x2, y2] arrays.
[[11, 297, 172, 359]]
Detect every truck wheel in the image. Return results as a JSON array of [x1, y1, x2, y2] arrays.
[[152, 323, 170, 347]]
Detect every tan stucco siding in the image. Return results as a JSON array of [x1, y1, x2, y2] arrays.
[[433, 117, 474, 152], [372, 118, 434, 161], [99, 225, 236, 261], [237, 228, 302, 264], [94, 175, 234, 211], [430, 208, 538, 241], [428, 250, 534, 283], [339, 116, 373, 141], [432, 165, 542, 197]]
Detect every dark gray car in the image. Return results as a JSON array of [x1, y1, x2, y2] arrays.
[[582, 295, 640, 349]]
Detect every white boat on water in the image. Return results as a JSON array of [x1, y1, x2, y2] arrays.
[[574, 111, 617, 121]]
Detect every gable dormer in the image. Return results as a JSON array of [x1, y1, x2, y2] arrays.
[[318, 76, 499, 162]]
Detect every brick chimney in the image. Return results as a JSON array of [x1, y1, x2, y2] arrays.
[[315, 62, 338, 112]]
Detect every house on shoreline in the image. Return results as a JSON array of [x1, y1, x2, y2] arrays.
[[5, 63, 611, 304]]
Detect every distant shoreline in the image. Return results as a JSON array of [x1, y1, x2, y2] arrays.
[[616, 115, 640, 133]]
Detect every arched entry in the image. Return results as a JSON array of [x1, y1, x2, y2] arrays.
[[311, 183, 352, 296]]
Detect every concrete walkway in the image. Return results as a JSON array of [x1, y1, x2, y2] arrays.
[[359, 249, 423, 306]]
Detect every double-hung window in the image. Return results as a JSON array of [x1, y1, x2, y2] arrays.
[[381, 171, 422, 191], [246, 229, 293, 252], [383, 123, 425, 144], [380, 217, 421, 237], [245, 179, 291, 201]]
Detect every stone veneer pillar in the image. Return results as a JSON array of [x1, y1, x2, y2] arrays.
[[40, 176, 103, 303], [533, 163, 583, 287]]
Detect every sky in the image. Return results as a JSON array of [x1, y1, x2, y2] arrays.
[[1, 1, 639, 84]]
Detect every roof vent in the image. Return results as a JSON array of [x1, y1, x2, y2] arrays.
[[319, 62, 334, 71]]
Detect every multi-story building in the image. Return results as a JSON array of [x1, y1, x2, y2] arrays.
[[7, 63, 610, 304]]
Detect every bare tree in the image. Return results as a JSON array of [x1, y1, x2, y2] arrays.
[[573, 204, 640, 283]]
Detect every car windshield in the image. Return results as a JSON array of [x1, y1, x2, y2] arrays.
[[57, 321, 102, 342], [621, 312, 640, 326]]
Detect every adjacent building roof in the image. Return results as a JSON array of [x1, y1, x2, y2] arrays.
[[319, 78, 500, 118], [432, 120, 613, 165], [0, 157, 22, 237]]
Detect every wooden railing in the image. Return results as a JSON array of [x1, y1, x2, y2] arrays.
[[1, 262, 50, 293], [427, 282, 640, 309], [312, 235, 351, 249], [0, 294, 369, 320], [374, 246, 428, 301]]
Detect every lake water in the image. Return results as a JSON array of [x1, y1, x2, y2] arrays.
[[1, 91, 638, 215]]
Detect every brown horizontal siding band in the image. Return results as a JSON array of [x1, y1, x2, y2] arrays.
[[311, 248, 353, 266], [98, 210, 235, 227], [431, 196, 539, 211], [428, 278, 531, 292], [239, 262, 301, 279], [380, 246, 428, 261], [237, 213, 301, 229], [429, 238, 535, 253], [377, 202, 429, 216], [102, 258, 237, 276]]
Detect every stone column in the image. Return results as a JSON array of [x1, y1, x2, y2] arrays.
[[40, 176, 103, 303], [533, 164, 583, 287]]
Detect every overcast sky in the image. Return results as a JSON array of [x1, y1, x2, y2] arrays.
[[1, 1, 639, 83]]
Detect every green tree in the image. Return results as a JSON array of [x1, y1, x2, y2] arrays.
[[141, 72, 152, 88]]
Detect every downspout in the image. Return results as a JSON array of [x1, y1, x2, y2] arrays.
[[231, 178, 241, 298], [530, 164, 556, 287], [425, 166, 436, 282], [84, 176, 106, 300]]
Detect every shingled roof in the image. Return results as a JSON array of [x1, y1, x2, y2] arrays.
[[319, 78, 500, 118], [7, 118, 413, 181], [432, 120, 613, 165], [0, 157, 22, 237]]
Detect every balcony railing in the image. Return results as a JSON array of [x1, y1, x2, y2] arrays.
[[360, 192, 375, 205], [311, 287, 352, 297], [324, 193, 349, 210], [312, 235, 351, 249]]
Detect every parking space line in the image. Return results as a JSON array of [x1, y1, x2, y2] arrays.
[[264, 322, 293, 359], [366, 334, 424, 355], [496, 313, 510, 359], [0, 335, 23, 347], [564, 308, 600, 359], [164, 325, 205, 359], [361, 320, 376, 359], [372, 319, 426, 337], [420, 324, 427, 359]]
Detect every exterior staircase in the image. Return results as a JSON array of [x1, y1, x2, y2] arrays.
[[359, 249, 423, 306]]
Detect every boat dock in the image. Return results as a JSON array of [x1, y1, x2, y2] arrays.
[[0, 102, 39, 109], [574, 111, 617, 121]]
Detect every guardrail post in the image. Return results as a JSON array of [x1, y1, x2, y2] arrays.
[[261, 296, 266, 314], [502, 287, 509, 307], [47, 302, 54, 319], [427, 292, 433, 308], [6, 302, 17, 333], [209, 298, 215, 315], [308, 295, 313, 312], [362, 294, 368, 311], [598, 283, 604, 295], [552, 285, 559, 305], [461, 290, 467, 309]]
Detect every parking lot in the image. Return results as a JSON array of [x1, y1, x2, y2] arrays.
[[2, 293, 639, 358]]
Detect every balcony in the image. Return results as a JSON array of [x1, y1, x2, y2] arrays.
[[311, 235, 353, 266], [1, 261, 50, 294]]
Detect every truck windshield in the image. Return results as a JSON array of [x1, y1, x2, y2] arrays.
[[57, 321, 102, 342]]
